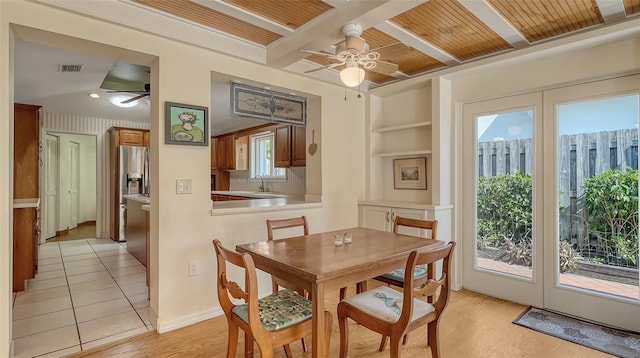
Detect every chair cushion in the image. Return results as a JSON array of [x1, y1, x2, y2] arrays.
[[232, 289, 312, 330], [379, 265, 428, 282], [342, 285, 435, 323]]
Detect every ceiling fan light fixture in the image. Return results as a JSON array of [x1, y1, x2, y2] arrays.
[[88, 92, 100, 99], [340, 63, 365, 87]]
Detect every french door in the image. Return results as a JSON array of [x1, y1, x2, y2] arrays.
[[462, 76, 640, 332]]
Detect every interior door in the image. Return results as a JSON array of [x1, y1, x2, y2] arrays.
[[543, 75, 640, 332], [462, 92, 544, 307], [45, 134, 59, 239], [68, 141, 79, 230]]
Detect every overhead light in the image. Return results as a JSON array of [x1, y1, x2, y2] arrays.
[[88, 92, 100, 98], [339, 58, 365, 87], [109, 95, 138, 108]]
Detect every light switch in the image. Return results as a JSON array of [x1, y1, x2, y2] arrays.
[[176, 179, 192, 194]]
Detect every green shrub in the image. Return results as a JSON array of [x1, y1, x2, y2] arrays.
[[582, 169, 638, 266], [477, 173, 532, 248]]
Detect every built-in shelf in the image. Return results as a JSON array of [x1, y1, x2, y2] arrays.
[[372, 150, 432, 157], [372, 121, 431, 133]]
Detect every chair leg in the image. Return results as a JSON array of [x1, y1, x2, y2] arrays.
[[378, 335, 387, 352], [337, 304, 349, 358], [301, 337, 307, 352], [244, 332, 254, 358], [226, 323, 239, 358], [389, 334, 402, 358], [428, 321, 440, 358], [402, 333, 409, 345]]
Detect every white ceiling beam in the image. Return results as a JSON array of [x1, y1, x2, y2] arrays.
[[266, 0, 426, 68], [458, 0, 529, 49], [375, 21, 459, 66], [37, 0, 267, 62], [192, 0, 294, 36], [595, 0, 628, 24]]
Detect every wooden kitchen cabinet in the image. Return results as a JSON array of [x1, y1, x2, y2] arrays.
[[13, 207, 38, 292], [214, 134, 248, 171], [216, 134, 234, 170], [275, 125, 306, 168], [235, 136, 248, 170], [14, 103, 41, 199], [210, 136, 218, 171]]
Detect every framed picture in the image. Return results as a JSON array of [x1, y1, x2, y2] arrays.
[[231, 82, 306, 125], [165, 102, 208, 146], [394, 157, 427, 190]]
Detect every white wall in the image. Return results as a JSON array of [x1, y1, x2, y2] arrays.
[[0, 1, 365, 351]]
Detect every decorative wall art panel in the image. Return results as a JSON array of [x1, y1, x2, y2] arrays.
[[231, 83, 306, 125]]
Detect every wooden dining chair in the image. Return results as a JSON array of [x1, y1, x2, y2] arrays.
[[337, 241, 455, 358], [213, 239, 332, 358], [340, 217, 438, 302], [266, 216, 310, 355], [374, 217, 438, 289]]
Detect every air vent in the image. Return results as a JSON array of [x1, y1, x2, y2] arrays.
[[58, 64, 84, 73]]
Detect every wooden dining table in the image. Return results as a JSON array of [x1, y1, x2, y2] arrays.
[[236, 226, 446, 357]]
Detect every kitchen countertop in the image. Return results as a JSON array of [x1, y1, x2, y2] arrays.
[[123, 194, 151, 204], [211, 190, 287, 199], [13, 198, 40, 208], [211, 193, 321, 215]]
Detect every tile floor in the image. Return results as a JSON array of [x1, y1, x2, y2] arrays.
[[12, 238, 153, 358]]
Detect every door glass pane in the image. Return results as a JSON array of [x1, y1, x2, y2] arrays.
[[557, 94, 639, 299], [476, 109, 533, 279]]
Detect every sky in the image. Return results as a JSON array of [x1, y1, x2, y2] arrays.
[[477, 94, 639, 140]]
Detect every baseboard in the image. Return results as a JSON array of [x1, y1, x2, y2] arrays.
[[55, 229, 69, 237], [156, 307, 224, 333], [9, 339, 14, 357], [77, 220, 96, 227]]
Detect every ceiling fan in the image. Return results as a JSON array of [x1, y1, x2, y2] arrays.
[[301, 23, 409, 87], [107, 83, 150, 104], [100, 60, 150, 104]]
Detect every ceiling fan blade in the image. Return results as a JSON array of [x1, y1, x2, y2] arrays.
[[369, 60, 398, 75], [345, 35, 366, 53], [304, 62, 343, 74], [121, 93, 148, 104], [368, 42, 410, 58]]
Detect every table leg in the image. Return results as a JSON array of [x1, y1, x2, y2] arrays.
[[311, 282, 326, 358]]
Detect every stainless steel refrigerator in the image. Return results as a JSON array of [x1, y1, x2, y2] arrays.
[[118, 145, 149, 242]]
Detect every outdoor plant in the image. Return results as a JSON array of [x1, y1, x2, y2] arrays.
[[477, 173, 533, 267], [582, 169, 638, 266], [559, 240, 582, 273]]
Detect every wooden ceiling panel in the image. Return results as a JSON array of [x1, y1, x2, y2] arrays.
[[488, 0, 604, 43], [390, 0, 512, 62], [362, 28, 446, 75], [223, 0, 333, 29], [623, 0, 640, 16], [133, 0, 281, 45]]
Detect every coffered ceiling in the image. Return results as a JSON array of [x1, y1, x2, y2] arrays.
[[41, 0, 640, 89]]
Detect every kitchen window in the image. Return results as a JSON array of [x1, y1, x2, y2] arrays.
[[250, 132, 285, 179]]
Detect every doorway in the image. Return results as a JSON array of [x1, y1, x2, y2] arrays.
[[43, 132, 97, 241], [462, 75, 640, 332]]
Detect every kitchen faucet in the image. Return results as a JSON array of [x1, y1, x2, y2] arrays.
[[255, 175, 265, 192]]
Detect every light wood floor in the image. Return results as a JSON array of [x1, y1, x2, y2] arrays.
[[70, 286, 613, 358], [46, 222, 97, 242]]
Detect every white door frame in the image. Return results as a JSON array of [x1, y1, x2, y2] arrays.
[[542, 75, 640, 331], [461, 92, 544, 307]]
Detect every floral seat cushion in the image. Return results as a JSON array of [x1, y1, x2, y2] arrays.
[[342, 285, 435, 323], [232, 289, 312, 330], [379, 265, 427, 282]]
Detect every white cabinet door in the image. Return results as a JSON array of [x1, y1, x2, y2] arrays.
[[359, 205, 391, 232]]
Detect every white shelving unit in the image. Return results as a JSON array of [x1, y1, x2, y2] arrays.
[[372, 121, 432, 133]]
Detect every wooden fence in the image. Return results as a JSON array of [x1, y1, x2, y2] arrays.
[[479, 128, 638, 243]]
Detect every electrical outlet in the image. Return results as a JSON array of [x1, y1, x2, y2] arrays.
[[189, 260, 198, 277]]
